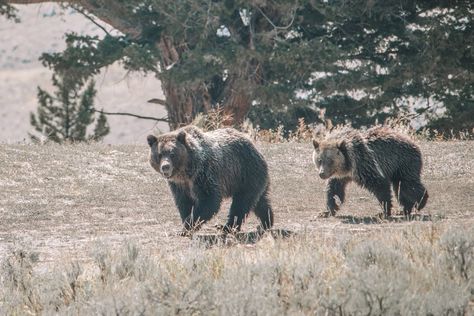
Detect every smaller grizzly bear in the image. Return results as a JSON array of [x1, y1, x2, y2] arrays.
[[312, 126, 428, 217], [147, 125, 273, 234]]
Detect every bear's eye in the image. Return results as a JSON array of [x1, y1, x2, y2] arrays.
[[169, 152, 176, 159], [157, 153, 163, 159], [317, 158, 322, 165]]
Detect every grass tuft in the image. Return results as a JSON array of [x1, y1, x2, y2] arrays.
[[1, 227, 473, 314]]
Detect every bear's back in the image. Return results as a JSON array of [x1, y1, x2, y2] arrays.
[[364, 127, 422, 176], [365, 127, 420, 153], [203, 128, 268, 197], [206, 128, 260, 159]]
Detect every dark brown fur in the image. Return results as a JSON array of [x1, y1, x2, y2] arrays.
[[147, 125, 273, 234], [312, 126, 429, 217]]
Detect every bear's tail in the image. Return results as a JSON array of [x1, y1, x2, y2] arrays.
[[254, 188, 274, 230]]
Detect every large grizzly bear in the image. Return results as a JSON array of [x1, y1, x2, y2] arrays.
[[147, 125, 273, 234], [312, 126, 428, 217]]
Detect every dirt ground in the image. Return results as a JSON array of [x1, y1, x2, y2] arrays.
[[0, 140, 473, 269]]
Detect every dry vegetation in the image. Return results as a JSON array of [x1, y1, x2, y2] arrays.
[[0, 132, 473, 314]]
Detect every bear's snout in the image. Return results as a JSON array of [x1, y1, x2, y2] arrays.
[[160, 160, 173, 178], [319, 170, 330, 179]]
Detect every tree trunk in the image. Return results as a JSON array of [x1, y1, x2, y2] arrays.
[[221, 78, 252, 126], [221, 58, 263, 126], [161, 81, 212, 130], [157, 36, 263, 130], [157, 36, 212, 129], [163, 75, 255, 130]]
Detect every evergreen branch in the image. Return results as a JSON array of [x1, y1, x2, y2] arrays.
[[90, 109, 169, 123], [38, 118, 62, 136]]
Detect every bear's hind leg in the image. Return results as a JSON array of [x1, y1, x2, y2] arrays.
[[392, 179, 400, 202], [398, 180, 429, 216], [224, 191, 260, 232], [253, 191, 273, 231], [368, 180, 393, 218]]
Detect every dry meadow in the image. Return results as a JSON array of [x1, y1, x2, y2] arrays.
[[0, 140, 473, 315]]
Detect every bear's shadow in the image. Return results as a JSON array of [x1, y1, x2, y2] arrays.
[[338, 213, 432, 224], [192, 229, 294, 247]]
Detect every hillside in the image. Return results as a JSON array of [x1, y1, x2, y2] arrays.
[[0, 3, 168, 144]]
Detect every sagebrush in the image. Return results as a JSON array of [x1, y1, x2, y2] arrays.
[[1, 225, 473, 315]]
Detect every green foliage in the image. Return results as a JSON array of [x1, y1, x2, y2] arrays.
[[40, 34, 128, 89], [30, 0, 473, 132], [30, 76, 110, 143], [0, 1, 19, 22], [298, 0, 473, 130], [93, 111, 110, 141], [427, 85, 474, 134]]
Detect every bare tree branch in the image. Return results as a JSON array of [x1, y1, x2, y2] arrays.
[[147, 98, 167, 106], [255, 5, 296, 30], [91, 109, 169, 123], [71, 4, 111, 36]]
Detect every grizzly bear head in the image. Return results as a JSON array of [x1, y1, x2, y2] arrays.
[[312, 139, 350, 179], [147, 131, 189, 180]]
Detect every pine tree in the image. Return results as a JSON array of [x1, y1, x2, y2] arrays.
[[30, 75, 110, 143], [92, 111, 110, 141]]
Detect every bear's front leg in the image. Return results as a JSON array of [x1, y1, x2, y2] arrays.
[[326, 178, 350, 215], [183, 192, 222, 232], [169, 183, 193, 221]]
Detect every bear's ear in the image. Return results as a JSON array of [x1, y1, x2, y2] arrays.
[[312, 139, 319, 150], [177, 130, 187, 144], [337, 140, 346, 152], [147, 135, 157, 147]]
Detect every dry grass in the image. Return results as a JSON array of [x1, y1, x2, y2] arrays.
[[0, 138, 473, 314]]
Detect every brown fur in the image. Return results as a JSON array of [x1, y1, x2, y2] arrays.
[[313, 126, 429, 217], [147, 125, 273, 234]]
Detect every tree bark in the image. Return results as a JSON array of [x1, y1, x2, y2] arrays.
[[221, 58, 263, 125], [221, 78, 252, 126], [157, 36, 212, 129]]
